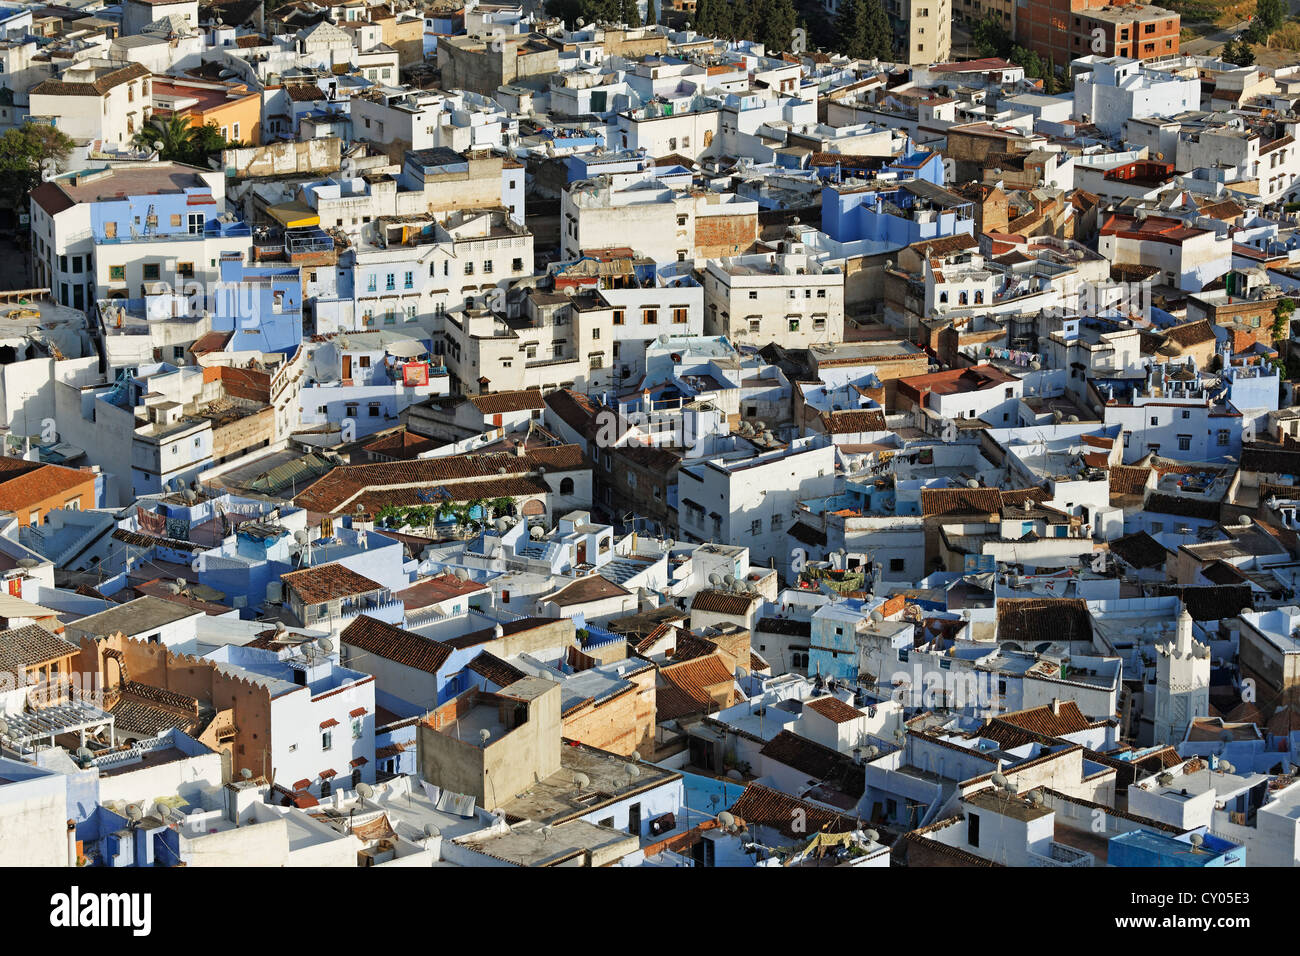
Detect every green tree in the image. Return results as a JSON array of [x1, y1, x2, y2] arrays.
[[645, 0, 656, 25], [1273, 297, 1295, 342], [712, 0, 734, 38], [132, 114, 196, 161], [0, 122, 74, 211], [760, 0, 798, 52], [836, 0, 893, 60], [619, 0, 639, 26], [1256, 0, 1285, 35], [972, 14, 1013, 58]]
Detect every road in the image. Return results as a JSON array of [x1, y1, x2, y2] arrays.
[[1180, 17, 1252, 56]]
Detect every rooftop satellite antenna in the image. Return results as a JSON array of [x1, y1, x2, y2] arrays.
[[1219, 760, 1236, 774], [573, 771, 590, 793], [990, 770, 1009, 790], [625, 763, 640, 779], [423, 823, 441, 839], [717, 810, 736, 830], [319, 638, 334, 654], [125, 804, 143, 823], [16, 557, 38, 569], [479, 728, 491, 746], [864, 828, 880, 843], [455, 568, 470, 581], [241, 767, 253, 781], [75, 746, 94, 768], [708, 572, 723, 586], [1189, 832, 1205, 848], [356, 782, 375, 799]]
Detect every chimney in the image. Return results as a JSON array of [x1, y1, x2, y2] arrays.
[[1051, 698, 1061, 716]]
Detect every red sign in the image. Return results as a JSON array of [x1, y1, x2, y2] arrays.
[[403, 363, 429, 386]]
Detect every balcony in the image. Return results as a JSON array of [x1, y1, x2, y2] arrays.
[[96, 222, 253, 245]]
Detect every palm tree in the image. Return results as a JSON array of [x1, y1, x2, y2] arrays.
[[133, 114, 195, 161]]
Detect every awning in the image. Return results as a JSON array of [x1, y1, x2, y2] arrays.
[[385, 337, 427, 358], [266, 200, 320, 229], [319, 718, 339, 729]]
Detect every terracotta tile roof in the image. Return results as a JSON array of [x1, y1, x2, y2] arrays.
[[729, 783, 863, 838], [541, 574, 631, 607], [363, 429, 438, 458], [1108, 531, 1171, 570], [657, 652, 734, 722], [30, 61, 149, 97], [921, 487, 1003, 516], [0, 463, 94, 514], [281, 562, 382, 605], [468, 389, 546, 414], [1163, 319, 1215, 348], [667, 632, 718, 662], [467, 650, 526, 688], [690, 588, 760, 616], [0, 624, 77, 673], [339, 614, 453, 674], [818, 409, 886, 434], [394, 573, 487, 610], [996, 598, 1092, 646], [294, 444, 586, 513], [805, 695, 864, 724], [901, 828, 1002, 866], [1242, 443, 1300, 475], [991, 701, 1093, 737], [758, 730, 865, 797], [1108, 465, 1153, 496]]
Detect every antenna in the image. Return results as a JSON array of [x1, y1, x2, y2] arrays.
[[423, 823, 441, 839], [240, 767, 253, 781], [479, 728, 491, 746], [356, 782, 375, 799], [717, 810, 736, 830], [573, 771, 590, 793], [319, 637, 334, 654], [1189, 832, 1205, 848]]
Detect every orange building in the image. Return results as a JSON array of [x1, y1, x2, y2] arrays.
[[1017, 0, 1179, 66], [0, 459, 99, 527], [149, 75, 263, 145]]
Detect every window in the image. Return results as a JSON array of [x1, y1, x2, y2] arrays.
[[464, 262, 474, 275], [385, 273, 395, 291], [816, 289, 826, 298], [513, 258, 523, 271], [968, 813, 980, 847], [109, 265, 125, 281], [749, 290, 758, 300], [1217, 429, 1230, 446], [321, 731, 333, 751], [1177, 435, 1191, 451], [404, 271, 413, 289], [501, 590, 510, 604], [890, 558, 905, 572], [613, 309, 625, 326], [1150, 416, 1159, 426], [142, 263, 160, 281], [642, 308, 657, 324], [788, 318, 800, 332], [367, 275, 377, 293], [483, 260, 493, 274], [1181, 409, 1190, 419], [751, 519, 762, 535], [672, 307, 688, 324], [351, 718, 362, 739], [770, 514, 783, 531]]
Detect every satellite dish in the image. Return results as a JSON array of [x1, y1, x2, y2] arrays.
[[631, 750, 641, 763], [1219, 761, 1236, 774], [16, 557, 38, 569], [1157, 772, 1174, 787], [423, 823, 441, 838], [479, 728, 491, 745], [573, 772, 591, 790], [625, 763, 640, 778], [240, 767, 253, 781], [864, 828, 880, 842], [176, 578, 186, 590], [1189, 832, 1205, 847], [717, 810, 736, 829], [319, 638, 334, 654], [356, 782, 375, 799], [295, 530, 310, 544], [726, 769, 743, 781], [708, 572, 723, 586], [455, 569, 469, 581], [125, 804, 143, 822], [991, 771, 1008, 789], [967, 478, 979, 488]]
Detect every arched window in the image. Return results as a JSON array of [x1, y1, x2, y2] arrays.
[[959, 291, 968, 306], [559, 477, 575, 495]]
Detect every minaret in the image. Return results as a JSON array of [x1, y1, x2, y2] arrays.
[[1154, 608, 1211, 745]]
